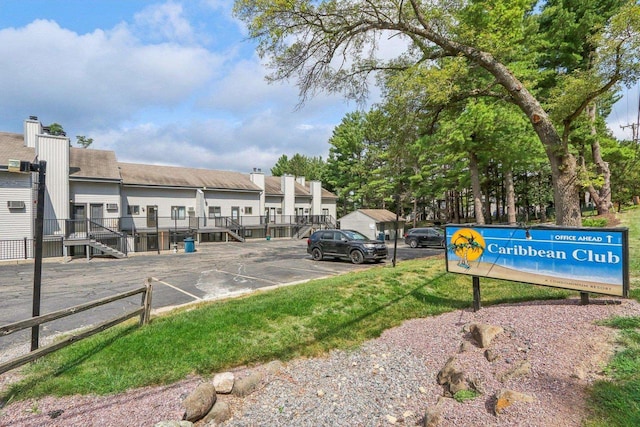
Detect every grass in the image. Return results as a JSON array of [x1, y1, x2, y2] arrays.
[[3, 208, 640, 427], [583, 208, 640, 426], [2, 255, 570, 401], [585, 316, 640, 427]]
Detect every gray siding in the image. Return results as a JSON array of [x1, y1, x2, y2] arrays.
[[0, 171, 33, 239], [340, 211, 377, 239], [36, 135, 69, 222], [71, 181, 121, 218]]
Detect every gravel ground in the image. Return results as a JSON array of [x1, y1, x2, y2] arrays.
[[1, 297, 639, 427]]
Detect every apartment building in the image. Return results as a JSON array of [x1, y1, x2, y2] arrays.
[[0, 117, 337, 260]]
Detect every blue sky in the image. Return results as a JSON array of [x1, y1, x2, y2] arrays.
[[0, 1, 637, 173], [0, 0, 360, 172]]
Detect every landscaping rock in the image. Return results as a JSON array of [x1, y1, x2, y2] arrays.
[[498, 360, 531, 382], [182, 382, 217, 422], [494, 389, 536, 415], [469, 323, 504, 348], [436, 356, 457, 385], [203, 400, 231, 425], [154, 421, 193, 427], [232, 371, 264, 397], [213, 372, 235, 394]]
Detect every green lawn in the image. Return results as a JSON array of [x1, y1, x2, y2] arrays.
[[583, 208, 640, 426], [2, 209, 639, 427]]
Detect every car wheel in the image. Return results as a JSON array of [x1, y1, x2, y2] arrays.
[[350, 250, 364, 264], [311, 248, 323, 261], [409, 239, 418, 248]]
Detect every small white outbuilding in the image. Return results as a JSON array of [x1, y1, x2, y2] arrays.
[[338, 209, 404, 241]]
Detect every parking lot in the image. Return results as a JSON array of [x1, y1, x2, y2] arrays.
[[0, 238, 442, 355]]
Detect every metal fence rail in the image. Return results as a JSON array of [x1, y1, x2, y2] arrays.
[[0, 237, 63, 261]]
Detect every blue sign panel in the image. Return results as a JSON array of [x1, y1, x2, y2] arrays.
[[445, 225, 629, 297]]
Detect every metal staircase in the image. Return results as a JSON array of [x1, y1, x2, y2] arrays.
[[292, 215, 336, 239], [88, 240, 127, 258], [292, 224, 314, 239], [64, 219, 128, 259], [226, 229, 245, 243]]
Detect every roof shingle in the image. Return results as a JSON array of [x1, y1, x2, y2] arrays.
[[118, 162, 261, 191]]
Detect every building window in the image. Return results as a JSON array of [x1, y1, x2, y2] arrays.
[[171, 206, 186, 220], [208, 206, 221, 218], [127, 205, 140, 215], [277, 208, 282, 214], [245, 229, 253, 237], [244, 206, 253, 215]]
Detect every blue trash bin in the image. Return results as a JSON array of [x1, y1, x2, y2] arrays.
[[184, 237, 195, 253]]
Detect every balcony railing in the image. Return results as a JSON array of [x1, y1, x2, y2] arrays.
[[117, 214, 336, 232], [43, 215, 336, 236]]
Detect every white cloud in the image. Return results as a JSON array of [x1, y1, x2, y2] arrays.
[[0, 18, 223, 130], [133, 2, 196, 43], [0, 2, 365, 173]]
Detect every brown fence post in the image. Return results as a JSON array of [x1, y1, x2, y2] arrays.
[[140, 278, 153, 325]]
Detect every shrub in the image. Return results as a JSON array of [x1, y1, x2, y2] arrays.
[[582, 217, 608, 227]]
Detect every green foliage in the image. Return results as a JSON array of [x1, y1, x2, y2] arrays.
[[453, 389, 481, 403], [582, 217, 608, 227], [46, 123, 65, 136], [233, 0, 640, 225], [75, 135, 93, 149], [270, 153, 325, 180]]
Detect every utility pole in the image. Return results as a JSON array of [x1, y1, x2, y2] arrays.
[[31, 161, 46, 351], [621, 90, 640, 144], [7, 159, 45, 350]]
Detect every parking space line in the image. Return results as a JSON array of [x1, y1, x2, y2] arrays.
[[264, 264, 347, 274], [151, 277, 202, 300], [213, 268, 280, 285], [257, 261, 375, 274]]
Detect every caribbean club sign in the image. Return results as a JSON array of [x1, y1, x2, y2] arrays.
[[445, 224, 629, 297]]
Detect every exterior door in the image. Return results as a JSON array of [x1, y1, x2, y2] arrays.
[[231, 206, 240, 222], [90, 204, 103, 230], [71, 204, 87, 236], [147, 205, 157, 228]]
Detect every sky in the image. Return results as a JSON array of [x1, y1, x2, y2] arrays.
[[0, 1, 637, 174]]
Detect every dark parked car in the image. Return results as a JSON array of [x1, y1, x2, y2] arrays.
[[404, 227, 445, 248], [307, 229, 388, 264]]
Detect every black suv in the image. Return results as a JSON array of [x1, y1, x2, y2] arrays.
[[404, 227, 445, 248], [307, 229, 388, 264]]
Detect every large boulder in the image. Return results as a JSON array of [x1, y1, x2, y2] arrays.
[[182, 382, 217, 422], [203, 401, 231, 425]]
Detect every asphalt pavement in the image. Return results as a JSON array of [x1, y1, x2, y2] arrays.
[[0, 238, 442, 355]]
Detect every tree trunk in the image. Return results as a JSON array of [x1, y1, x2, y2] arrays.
[[454, 189, 461, 223], [483, 168, 492, 224], [417, 25, 583, 225], [505, 169, 517, 224], [469, 152, 485, 224], [586, 103, 613, 215]]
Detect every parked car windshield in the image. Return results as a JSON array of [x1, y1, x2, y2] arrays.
[[342, 230, 369, 240]]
